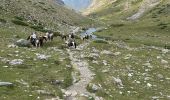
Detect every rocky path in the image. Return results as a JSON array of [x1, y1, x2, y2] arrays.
[[65, 42, 95, 100]]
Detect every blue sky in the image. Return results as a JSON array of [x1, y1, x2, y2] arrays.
[[62, 0, 92, 11]]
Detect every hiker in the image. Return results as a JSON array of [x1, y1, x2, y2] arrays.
[[69, 32, 74, 39], [27, 32, 38, 46]]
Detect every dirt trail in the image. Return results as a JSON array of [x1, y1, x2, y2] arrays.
[[65, 42, 97, 100], [127, 0, 161, 20]]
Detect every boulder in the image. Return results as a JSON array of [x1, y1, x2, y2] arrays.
[[88, 83, 100, 92], [113, 77, 123, 87], [9, 59, 24, 65], [0, 82, 13, 87], [36, 54, 51, 60], [92, 84, 99, 92], [15, 39, 31, 47]]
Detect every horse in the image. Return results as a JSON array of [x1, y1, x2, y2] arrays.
[[61, 34, 67, 40], [27, 35, 47, 47], [45, 32, 54, 41], [36, 36, 47, 47], [82, 34, 92, 41], [65, 39, 76, 49], [27, 35, 37, 46], [68, 41, 77, 48]]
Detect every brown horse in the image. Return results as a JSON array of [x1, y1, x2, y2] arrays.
[[27, 35, 47, 47]]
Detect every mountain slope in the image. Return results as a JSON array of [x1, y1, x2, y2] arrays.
[[0, 0, 93, 34], [0, 1, 93, 99], [85, 0, 170, 22]]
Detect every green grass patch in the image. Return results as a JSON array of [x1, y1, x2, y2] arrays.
[[93, 40, 108, 44], [11, 20, 29, 26], [0, 18, 7, 23]]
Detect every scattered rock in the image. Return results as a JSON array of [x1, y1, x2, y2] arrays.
[[102, 60, 108, 66], [113, 52, 121, 56], [2, 66, 9, 68], [92, 47, 99, 53], [161, 59, 168, 64], [15, 39, 31, 47], [89, 53, 100, 58], [36, 90, 54, 96], [143, 62, 153, 68], [119, 91, 123, 94], [152, 96, 159, 100], [102, 69, 109, 73], [8, 44, 18, 48], [167, 95, 170, 99], [101, 50, 112, 55], [156, 56, 162, 59], [51, 80, 62, 85], [92, 84, 99, 92], [92, 60, 99, 64], [1, 58, 10, 63], [113, 77, 123, 87], [14, 51, 19, 53], [42, 64, 48, 67], [0, 82, 13, 87], [88, 83, 100, 92], [64, 91, 72, 96], [128, 73, 133, 77], [66, 65, 72, 68], [36, 54, 51, 60], [162, 49, 169, 54], [124, 54, 132, 60], [9, 59, 24, 65], [157, 74, 164, 79], [147, 83, 152, 87], [16, 79, 29, 87], [71, 91, 78, 96]]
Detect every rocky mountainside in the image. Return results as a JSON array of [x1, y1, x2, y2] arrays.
[[0, 0, 92, 34], [85, 0, 170, 22]]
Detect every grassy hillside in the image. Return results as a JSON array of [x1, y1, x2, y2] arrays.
[[0, 0, 92, 100], [0, 0, 94, 33], [86, 0, 170, 47], [80, 0, 170, 100], [0, 0, 170, 100]]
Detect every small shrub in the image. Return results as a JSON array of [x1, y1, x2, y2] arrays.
[[30, 25, 48, 32], [0, 18, 7, 23], [12, 20, 28, 26], [62, 74, 72, 88], [110, 23, 124, 27], [53, 31, 61, 37], [84, 57, 94, 61], [14, 16, 24, 21], [54, 60, 60, 65], [93, 40, 108, 44]]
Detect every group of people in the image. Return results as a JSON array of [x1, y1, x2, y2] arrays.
[[27, 30, 92, 49], [27, 31, 54, 47]]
